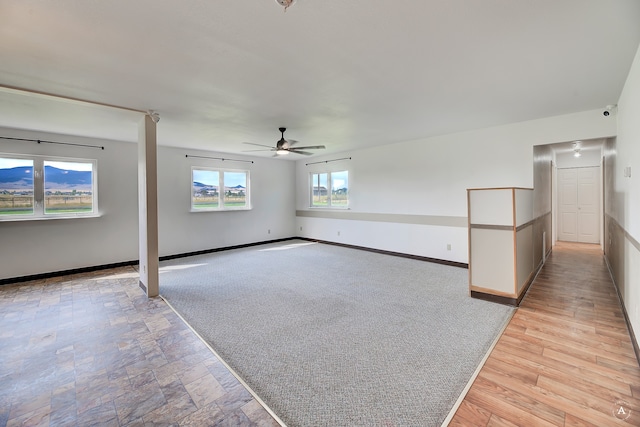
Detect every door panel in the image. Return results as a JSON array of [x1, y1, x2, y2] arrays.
[[578, 212, 598, 240], [560, 212, 577, 239], [558, 169, 578, 242], [577, 168, 599, 243]]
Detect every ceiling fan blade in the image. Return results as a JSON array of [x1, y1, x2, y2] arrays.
[[243, 142, 275, 149], [290, 145, 325, 150], [242, 129, 326, 157]]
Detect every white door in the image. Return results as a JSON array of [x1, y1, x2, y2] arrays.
[[577, 167, 599, 243], [558, 169, 578, 241], [557, 167, 600, 243]]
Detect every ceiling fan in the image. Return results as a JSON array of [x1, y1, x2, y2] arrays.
[[243, 128, 325, 156]]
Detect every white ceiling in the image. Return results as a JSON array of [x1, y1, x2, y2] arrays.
[[1, 1, 639, 159]]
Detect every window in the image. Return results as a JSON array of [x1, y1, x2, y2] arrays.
[[192, 167, 250, 211], [0, 155, 97, 219], [311, 170, 348, 208]]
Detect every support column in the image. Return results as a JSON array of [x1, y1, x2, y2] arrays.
[[138, 113, 159, 297]]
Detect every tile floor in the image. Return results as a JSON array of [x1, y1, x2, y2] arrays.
[[0, 266, 280, 427]]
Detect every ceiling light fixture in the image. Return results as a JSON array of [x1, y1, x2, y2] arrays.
[[275, 0, 296, 11], [573, 142, 581, 158]]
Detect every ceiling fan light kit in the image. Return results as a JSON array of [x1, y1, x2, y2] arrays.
[[242, 127, 325, 157]]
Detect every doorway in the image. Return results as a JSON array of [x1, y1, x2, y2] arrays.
[[557, 166, 600, 243]]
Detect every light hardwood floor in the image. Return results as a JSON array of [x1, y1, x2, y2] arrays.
[[1, 242, 638, 426], [450, 242, 640, 426]]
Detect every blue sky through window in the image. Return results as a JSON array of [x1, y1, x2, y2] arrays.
[[193, 170, 246, 187], [331, 171, 347, 190], [224, 171, 246, 188], [193, 170, 218, 186], [0, 158, 33, 169], [45, 161, 92, 171]]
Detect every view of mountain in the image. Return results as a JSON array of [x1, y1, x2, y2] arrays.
[[192, 182, 245, 191], [43, 166, 92, 186], [0, 166, 33, 186], [0, 166, 92, 190], [193, 181, 208, 188]]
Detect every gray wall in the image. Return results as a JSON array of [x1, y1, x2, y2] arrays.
[[533, 144, 553, 267], [0, 128, 139, 279], [157, 145, 296, 257], [0, 127, 296, 280]]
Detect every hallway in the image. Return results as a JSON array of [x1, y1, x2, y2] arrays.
[[451, 242, 640, 426]]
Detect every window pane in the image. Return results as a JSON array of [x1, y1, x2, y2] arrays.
[[312, 173, 328, 206], [223, 171, 247, 208], [0, 158, 34, 216], [44, 160, 94, 214], [193, 169, 219, 209], [331, 171, 348, 207]]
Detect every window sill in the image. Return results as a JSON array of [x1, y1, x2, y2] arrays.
[[190, 207, 252, 213], [0, 213, 102, 222]]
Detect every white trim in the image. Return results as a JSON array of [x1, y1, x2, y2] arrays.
[[0, 153, 98, 221], [309, 170, 349, 208], [190, 166, 251, 212]]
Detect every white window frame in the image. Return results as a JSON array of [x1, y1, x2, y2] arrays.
[[0, 153, 98, 221], [191, 167, 251, 212], [310, 170, 349, 209]]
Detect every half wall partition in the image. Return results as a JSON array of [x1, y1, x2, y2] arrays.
[[467, 187, 537, 305]]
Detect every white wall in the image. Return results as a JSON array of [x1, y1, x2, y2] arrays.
[[555, 146, 603, 169], [617, 47, 640, 241], [0, 98, 629, 280], [0, 127, 139, 280], [0, 127, 296, 280], [612, 42, 640, 339], [296, 109, 616, 264], [157, 146, 296, 257]]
